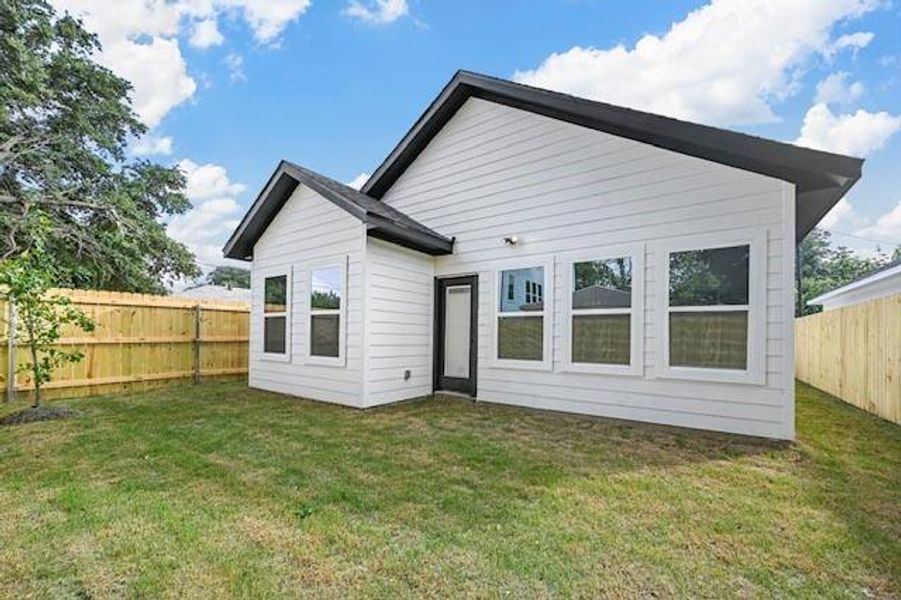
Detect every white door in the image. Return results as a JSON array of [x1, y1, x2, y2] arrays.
[[443, 285, 471, 379]]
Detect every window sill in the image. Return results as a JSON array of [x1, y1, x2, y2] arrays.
[[304, 355, 346, 368], [560, 362, 642, 377], [492, 358, 553, 371], [656, 365, 764, 385], [261, 352, 290, 363]]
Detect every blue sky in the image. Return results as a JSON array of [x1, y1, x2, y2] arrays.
[[52, 0, 901, 273]]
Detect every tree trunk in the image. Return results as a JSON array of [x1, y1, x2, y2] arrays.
[[26, 318, 40, 408]]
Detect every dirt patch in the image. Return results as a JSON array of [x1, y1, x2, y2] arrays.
[[0, 405, 80, 426]]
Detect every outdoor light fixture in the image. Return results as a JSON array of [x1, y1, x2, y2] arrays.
[[503, 235, 518, 245]]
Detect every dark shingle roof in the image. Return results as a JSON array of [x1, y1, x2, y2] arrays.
[[226, 70, 866, 261], [361, 70, 864, 239], [223, 161, 453, 260]]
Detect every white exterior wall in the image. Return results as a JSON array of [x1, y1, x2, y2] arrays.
[[250, 185, 366, 407], [378, 97, 797, 439], [363, 238, 435, 407]]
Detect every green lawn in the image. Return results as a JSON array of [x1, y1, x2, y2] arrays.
[[0, 382, 898, 598]]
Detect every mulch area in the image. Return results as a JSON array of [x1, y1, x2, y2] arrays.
[[0, 405, 80, 426]]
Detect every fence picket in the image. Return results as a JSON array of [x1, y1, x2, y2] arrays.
[[795, 293, 901, 425], [1, 288, 250, 401]]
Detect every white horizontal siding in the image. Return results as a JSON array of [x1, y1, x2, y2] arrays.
[[250, 185, 366, 407], [380, 97, 795, 439], [364, 238, 435, 407]]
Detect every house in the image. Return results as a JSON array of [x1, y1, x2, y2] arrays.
[[176, 284, 252, 303], [807, 259, 901, 311], [224, 71, 863, 440]]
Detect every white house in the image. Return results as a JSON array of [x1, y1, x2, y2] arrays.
[[224, 71, 863, 440], [176, 284, 252, 303], [807, 259, 901, 311]]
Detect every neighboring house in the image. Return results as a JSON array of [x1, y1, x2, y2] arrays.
[[572, 285, 632, 310], [807, 259, 901, 311], [224, 71, 863, 440], [176, 284, 252, 303]]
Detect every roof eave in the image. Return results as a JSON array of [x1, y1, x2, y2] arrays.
[[223, 161, 454, 261], [366, 215, 454, 255], [361, 70, 864, 240]]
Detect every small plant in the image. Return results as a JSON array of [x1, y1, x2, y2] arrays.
[[0, 242, 95, 407], [295, 503, 316, 520]]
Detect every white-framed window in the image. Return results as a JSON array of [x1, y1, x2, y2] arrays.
[[562, 244, 644, 375], [261, 269, 291, 362], [493, 257, 554, 370], [656, 230, 766, 384], [305, 256, 347, 367]]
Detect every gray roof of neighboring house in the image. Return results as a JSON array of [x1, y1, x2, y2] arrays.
[[807, 258, 901, 305], [175, 284, 252, 302], [572, 285, 632, 310], [223, 161, 454, 260], [360, 71, 864, 239]]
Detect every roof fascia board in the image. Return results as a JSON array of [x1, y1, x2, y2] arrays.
[[361, 71, 863, 239], [224, 161, 453, 260], [365, 214, 454, 255], [223, 161, 295, 259]]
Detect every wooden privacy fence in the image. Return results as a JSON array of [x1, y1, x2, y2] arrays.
[[795, 293, 900, 425], [1, 289, 250, 401]]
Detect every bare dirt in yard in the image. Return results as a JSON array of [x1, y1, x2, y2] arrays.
[[0, 405, 79, 426]]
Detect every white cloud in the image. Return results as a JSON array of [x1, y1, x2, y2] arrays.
[[347, 172, 370, 190], [131, 134, 174, 156], [103, 38, 197, 129], [190, 18, 224, 49], [794, 103, 901, 157], [179, 159, 247, 201], [857, 201, 901, 246], [817, 197, 901, 256], [343, 0, 409, 25], [823, 31, 874, 58], [818, 197, 872, 236], [50, 0, 311, 128], [52, 0, 194, 128], [168, 159, 247, 267], [225, 54, 247, 83], [223, 0, 311, 43], [815, 72, 865, 104], [513, 0, 881, 126]]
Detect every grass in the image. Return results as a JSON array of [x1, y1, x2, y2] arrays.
[[0, 381, 898, 598]]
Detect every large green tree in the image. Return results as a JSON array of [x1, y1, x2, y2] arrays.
[[0, 0, 199, 293], [797, 228, 895, 316], [206, 266, 250, 289]]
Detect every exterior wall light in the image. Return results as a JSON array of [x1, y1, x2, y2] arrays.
[[503, 235, 518, 245]]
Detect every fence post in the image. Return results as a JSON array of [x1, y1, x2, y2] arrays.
[[193, 304, 201, 384], [6, 299, 15, 403]]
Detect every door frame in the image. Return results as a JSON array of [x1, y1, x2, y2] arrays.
[[433, 275, 478, 396]]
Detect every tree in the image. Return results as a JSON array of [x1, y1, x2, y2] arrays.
[[207, 266, 250, 289], [0, 0, 199, 293], [0, 239, 94, 407], [796, 228, 892, 316]]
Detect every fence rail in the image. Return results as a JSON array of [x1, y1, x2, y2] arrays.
[[795, 293, 900, 425], [1, 288, 250, 401]]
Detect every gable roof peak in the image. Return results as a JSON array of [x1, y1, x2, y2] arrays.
[[361, 70, 863, 239]]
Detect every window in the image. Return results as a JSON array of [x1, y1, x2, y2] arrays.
[[495, 261, 553, 369], [657, 232, 765, 384], [307, 258, 346, 365], [563, 245, 644, 375], [263, 273, 289, 359]]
